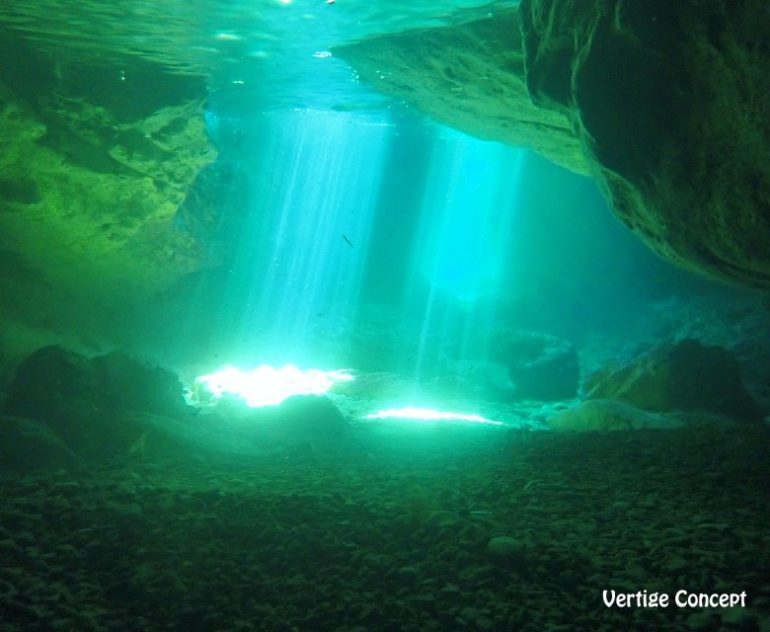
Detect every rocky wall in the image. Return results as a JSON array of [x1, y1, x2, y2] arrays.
[[0, 30, 216, 367]]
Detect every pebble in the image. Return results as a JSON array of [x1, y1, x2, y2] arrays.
[[686, 611, 721, 631], [0, 425, 767, 631], [487, 535, 526, 560], [663, 556, 689, 574]]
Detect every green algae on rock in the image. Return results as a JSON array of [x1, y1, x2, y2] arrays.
[[0, 30, 216, 360], [583, 340, 763, 421], [546, 399, 684, 433]]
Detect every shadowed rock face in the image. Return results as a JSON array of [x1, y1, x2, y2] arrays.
[[520, 0, 770, 287], [336, 1, 770, 287]]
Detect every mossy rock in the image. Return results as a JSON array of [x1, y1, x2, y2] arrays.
[[584, 340, 762, 421]]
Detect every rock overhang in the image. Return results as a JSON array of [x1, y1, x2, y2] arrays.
[[334, 0, 770, 288]]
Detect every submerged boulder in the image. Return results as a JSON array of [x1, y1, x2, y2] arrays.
[[492, 330, 579, 400], [243, 395, 349, 445], [3, 345, 189, 451], [547, 399, 684, 432], [91, 350, 189, 418], [0, 414, 80, 474], [584, 339, 763, 421], [4, 345, 99, 424]]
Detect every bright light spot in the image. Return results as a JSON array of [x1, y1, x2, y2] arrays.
[[313, 51, 332, 59], [215, 32, 242, 42], [191, 365, 353, 408], [277, 0, 292, 4], [365, 407, 503, 425]]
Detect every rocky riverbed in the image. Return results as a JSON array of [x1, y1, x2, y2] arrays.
[[1, 423, 769, 632]]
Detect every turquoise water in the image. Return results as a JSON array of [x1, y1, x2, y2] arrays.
[[162, 106, 696, 384]]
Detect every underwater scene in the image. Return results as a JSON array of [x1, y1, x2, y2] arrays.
[[1, 0, 770, 630]]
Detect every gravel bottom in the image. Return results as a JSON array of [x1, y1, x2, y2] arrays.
[[1, 423, 769, 632]]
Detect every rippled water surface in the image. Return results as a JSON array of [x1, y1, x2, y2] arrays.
[[0, 0, 519, 112]]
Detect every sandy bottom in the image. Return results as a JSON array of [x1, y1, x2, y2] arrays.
[[1, 423, 769, 632]]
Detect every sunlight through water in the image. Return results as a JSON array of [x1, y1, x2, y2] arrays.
[[365, 407, 503, 425], [403, 134, 526, 379], [191, 364, 354, 407]]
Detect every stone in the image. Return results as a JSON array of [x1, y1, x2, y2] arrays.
[[584, 339, 762, 420], [243, 395, 349, 444], [0, 414, 79, 474], [3, 344, 190, 451], [520, 0, 770, 288], [4, 345, 98, 424], [5, 345, 188, 417], [396, 566, 420, 582], [547, 399, 684, 432], [491, 330, 579, 400], [686, 611, 721, 631], [721, 609, 757, 629], [487, 536, 527, 564], [91, 350, 189, 417]]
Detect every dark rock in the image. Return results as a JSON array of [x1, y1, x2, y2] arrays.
[[3, 344, 190, 451], [0, 414, 79, 474], [5, 345, 188, 418], [91, 350, 188, 417], [584, 339, 762, 420], [521, 0, 770, 288], [4, 345, 99, 423], [244, 395, 349, 444], [491, 330, 579, 400]]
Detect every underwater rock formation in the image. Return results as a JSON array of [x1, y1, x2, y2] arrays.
[[519, 0, 770, 287], [4, 345, 189, 453], [491, 330, 579, 401], [547, 399, 683, 432], [241, 395, 349, 445], [0, 414, 80, 473], [335, 1, 770, 287], [584, 339, 763, 421], [0, 30, 216, 362]]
